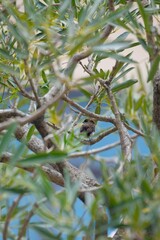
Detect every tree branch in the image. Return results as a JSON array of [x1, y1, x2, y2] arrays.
[[70, 88, 99, 130], [64, 0, 115, 76], [3, 194, 24, 240], [12, 76, 35, 101], [0, 85, 66, 132], [69, 134, 137, 158], [81, 127, 117, 145], [17, 201, 39, 240], [15, 125, 100, 192], [98, 79, 132, 161], [0, 153, 64, 187], [62, 95, 116, 125], [153, 71, 160, 130]]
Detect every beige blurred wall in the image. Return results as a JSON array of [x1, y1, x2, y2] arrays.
[[16, 0, 159, 89]]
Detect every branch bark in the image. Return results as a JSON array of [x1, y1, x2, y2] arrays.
[[0, 85, 66, 132], [98, 79, 132, 161], [153, 71, 160, 130], [0, 110, 100, 193], [63, 95, 116, 125]]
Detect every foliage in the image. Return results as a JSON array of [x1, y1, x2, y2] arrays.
[[0, 0, 160, 239]]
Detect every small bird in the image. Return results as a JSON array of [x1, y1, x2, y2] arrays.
[[80, 119, 96, 137]]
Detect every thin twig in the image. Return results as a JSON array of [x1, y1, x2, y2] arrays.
[[0, 152, 64, 187], [69, 141, 121, 158], [71, 87, 100, 130], [79, 61, 92, 75], [101, 0, 115, 39], [46, 121, 60, 130], [17, 202, 39, 240], [15, 125, 100, 190], [81, 127, 117, 145], [3, 194, 23, 240], [0, 110, 100, 192], [28, 78, 41, 107], [64, 49, 92, 76], [52, 3, 60, 6], [62, 95, 116, 125], [0, 109, 26, 120], [69, 134, 138, 158], [12, 76, 35, 101], [79, 61, 144, 146], [98, 79, 132, 161], [108, 60, 120, 84], [124, 123, 145, 137], [24, 60, 41, 107], [0, 86, 66, 132]]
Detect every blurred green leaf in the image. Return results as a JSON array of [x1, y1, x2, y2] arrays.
[[31, 225, 59, 240], [93, 41, 132, 52], [18, 151, 68, 167], [0, 49, 14, 61], [0, 187, 29, 194], [147, 56, 160, 82], [0, 0, 159, 238], [79, 87, 92, 98], [141, 179, 153, 198], [113, 67, 135, 82], [7, 78, 18, 88], [0, 63, 19, 76], [95, 102, 101, 115], [112, 79, 138, 93], [137, 0, 150, 33], [41, 70, 48, 84], [26, 125, 35, 142], [0, 123, 17, 155], [10, 142, 27, 165]]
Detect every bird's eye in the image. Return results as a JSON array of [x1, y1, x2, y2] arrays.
[[83, 119, 89, 123]]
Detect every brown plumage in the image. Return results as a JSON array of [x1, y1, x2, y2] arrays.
[[80, 119, 96, 137]]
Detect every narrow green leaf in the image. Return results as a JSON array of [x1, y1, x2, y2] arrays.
[[71, 0, 78, 18], [36, 168, 54, 200], [79, 87, 92, 98], [137, 0, 150, 33], [0, 49, 14, 60], [0, 187, 29, 194], [31, 226, 57, 239], [11, 142, 27, 165], [93, 41, 132, 52], [107, 6, 129, 23], [135, 95, 145, 111], [141, 179, 152, 197], [116, 32, 129, 41], [60, 0, 70, 14], [95, 103, 101, 115], [78, 6, 88, 25], [83, 70, 108, 82], [115, 19, 134, 34], [112, 79, 138, 93], [113, 67, 135, 82], [41, 70, 48, 83], [19, 151, 68, 167], [1, 14, 28, 47], [0, 123, 17, 155], [7, 78, 18, 88], [26, 125, 35, 142], [147, 56, 160, 82], [0, 63, 19, 76], [87, 0, 102, 20], [108, 53, 136, 64]]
